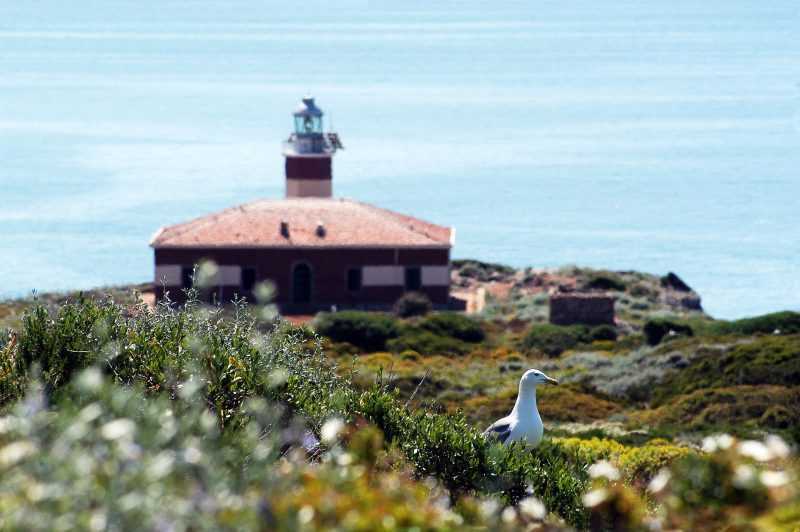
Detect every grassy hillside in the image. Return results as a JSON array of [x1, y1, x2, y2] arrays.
[[0, 270, 798, 530]]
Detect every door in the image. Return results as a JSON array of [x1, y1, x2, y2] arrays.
[[292, 263, 312, 304]]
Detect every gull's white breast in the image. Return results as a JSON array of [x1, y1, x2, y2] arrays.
[[508, 411, 544, 446]]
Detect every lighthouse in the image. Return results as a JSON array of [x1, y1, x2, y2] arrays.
[[282, 96, 343, 198]]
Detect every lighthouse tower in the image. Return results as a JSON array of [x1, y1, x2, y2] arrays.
[[282, 96, 343, 198]]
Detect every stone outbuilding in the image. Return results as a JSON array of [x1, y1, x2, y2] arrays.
[[549, 292, 616, 326]]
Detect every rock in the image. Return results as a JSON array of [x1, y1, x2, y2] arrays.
[[679, 294, 703, 311], [660, 272, 692, 292]]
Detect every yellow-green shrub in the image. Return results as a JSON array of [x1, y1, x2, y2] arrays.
[[554, 437, 692, 483]]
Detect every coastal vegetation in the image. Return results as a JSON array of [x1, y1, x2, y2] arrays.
[[0, 263, 798, 530]]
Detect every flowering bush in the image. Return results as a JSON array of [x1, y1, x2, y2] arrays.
[[3, 295, 798, 531], [0, 298, 589, 528], [0, 369, 560, 531], [581, 434, 799, 531]]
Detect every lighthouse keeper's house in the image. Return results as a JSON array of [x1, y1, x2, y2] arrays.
[[149, 97, 455, 313]]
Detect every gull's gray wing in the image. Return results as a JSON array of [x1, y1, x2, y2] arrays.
[[483, 418, 513, 444]]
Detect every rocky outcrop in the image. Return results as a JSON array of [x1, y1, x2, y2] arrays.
[[549, 293, 616, 326], [660, 272, 692, 292]]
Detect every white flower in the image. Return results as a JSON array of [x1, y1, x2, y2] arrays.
[[297, 505, 315, 524], [89, 511, 107, 532], [100, 419, 135, 440], [0, 441, 37, 466], [765, 435, 791, 460], [184, 446, 202, 464], [267, 368, 289, 389], [717, 434, 735, 450], [588, 460, 620, 481], [701, 436, 718, 453], [77, 368, 103, 391], [702, 434, 734, 453], [78, 403, 103, 423], [518, 496, 546, 520], [760, 470, 790, 488], [320, 418, 345, 444], [738, 440, 772, 462], [479, 499, 499, 518], [0, 417, 14, 434], [501, 507, 517, 524], [147, 451, 175, 479], [733, 465, 757, 487], [648, 468, 671, 494], [582, 488, 608, 508], [194, 261, 219, 288]]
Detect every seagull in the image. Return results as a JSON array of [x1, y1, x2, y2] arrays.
[[483, 369, 558, 447]]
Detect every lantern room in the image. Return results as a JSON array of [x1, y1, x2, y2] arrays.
[[293, 96, 324, 135], [282, 96, 343, 198]]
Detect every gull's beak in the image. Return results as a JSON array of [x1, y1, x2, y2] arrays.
[[545, 376, 559, 385]]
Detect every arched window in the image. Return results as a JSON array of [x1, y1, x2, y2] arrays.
[[292, 263, 312, 304]]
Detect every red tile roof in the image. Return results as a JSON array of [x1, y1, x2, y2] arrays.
[[150, 198, 453, 249]]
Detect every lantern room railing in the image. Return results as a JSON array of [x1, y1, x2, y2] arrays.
[[283, 132, 343, 156]]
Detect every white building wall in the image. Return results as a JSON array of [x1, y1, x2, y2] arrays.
[[361, 265, 450, 287], [286, 178, 332, 198], [215, 265, 242, 286], [362, 266, 404, 286], [155, 265, 241, 286], [421, 266, 450, 286]]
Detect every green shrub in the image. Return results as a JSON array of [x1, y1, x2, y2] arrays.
[[357, 388, 589, 526], [653, 335, 800, 404], [589, 324, 618, 342], [387, 329, 472, 356], [643, 318, 694, 346], [710, 311, 800, 336], [314, 311, 399, 351], [0, 370, 512, 531], [522, 324, 586, 356], [522, 324, 620, 356], [638, 385, 800, 439], [0, 371, 285, 530], [453, 259, 514, 281], [393, 292, 432, 318], [418, 313, 485, 343], [628, 283, 654, 298], [2, 298, 592, 528], [584, 274, 626, 291]]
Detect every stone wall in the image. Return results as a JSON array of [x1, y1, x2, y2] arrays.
[[549, 293, 615, 326]]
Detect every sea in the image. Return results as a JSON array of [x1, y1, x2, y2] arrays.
[[1, 0, 798, 319]]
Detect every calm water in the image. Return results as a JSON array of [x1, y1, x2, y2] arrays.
[[1, 1, 798, 318]]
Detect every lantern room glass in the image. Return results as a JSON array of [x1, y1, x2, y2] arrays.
[[294, 115, 323, 135]]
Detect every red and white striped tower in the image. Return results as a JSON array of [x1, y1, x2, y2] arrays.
[[282, 96, 343, 198]]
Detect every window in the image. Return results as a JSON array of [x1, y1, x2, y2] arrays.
[[405, 267, 421, 291], [241, 267, 256, 291], [347, 268, 362, 291], [181, 266, 193, 289], [294, 115, 322, 135]]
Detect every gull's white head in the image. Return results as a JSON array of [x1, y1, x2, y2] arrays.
[[520, 369, 559, 388]]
